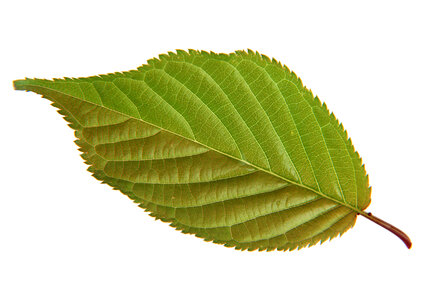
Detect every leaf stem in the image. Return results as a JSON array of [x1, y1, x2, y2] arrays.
[[360, 212, 412, 249]]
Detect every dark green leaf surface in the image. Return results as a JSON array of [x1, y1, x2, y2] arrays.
[[14, 50, 372, 251]]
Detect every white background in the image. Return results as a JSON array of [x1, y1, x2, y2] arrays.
[[1, 1, 422, 299]]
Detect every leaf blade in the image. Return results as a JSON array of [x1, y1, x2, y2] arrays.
[[13, 50, 373, 251]]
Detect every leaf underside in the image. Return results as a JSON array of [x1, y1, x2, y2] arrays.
[[14, 50, 371, 251]]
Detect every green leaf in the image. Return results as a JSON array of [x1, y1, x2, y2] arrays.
[[13, 49, 411, 251]]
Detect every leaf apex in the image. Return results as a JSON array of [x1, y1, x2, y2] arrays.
[[13, 79, 35, 91]]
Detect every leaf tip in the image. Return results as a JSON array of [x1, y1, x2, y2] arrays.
[[13, 79, 28, 91]]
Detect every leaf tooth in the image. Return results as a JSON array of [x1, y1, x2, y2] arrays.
[[217, 51, 229, 58], [321, 101, 335, 119], [260, 53, 271, 64], [222, 243, 234, 250], [187, 49, 198, 56], [288, 245, 299, 251], [124, 69, 139, 76], [77, 147, 86, 154], [342, 134, 351, 147], [365, 173, 370, 186], [298, 78, 306, 89], [233, 50, 244, 57], [301, 243, 313, 250], [98, 74, 112, 80], [175, 49, 188, 56], [78, 146, 89, 155], [288, 67, 303, 85], [338, 219, 356, 238], [319, 234, 332, 245], [275, 60, 284, 69], [287, 68, 299, 82], [339, 122, 346, 133], [198, 50, 209, 56], [146, 57, 160, 66], [158, 53, 169, 61], [137, 63, 152, 71], [166, 51, 177, 57], [148, 52, 170, 66], [283, 64, 291, 73], [355, 155, 362, 166], [321, 100, 328, 110], [269, 56, 284, 67]]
